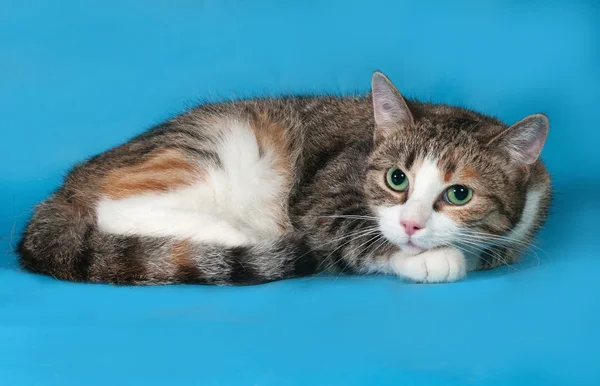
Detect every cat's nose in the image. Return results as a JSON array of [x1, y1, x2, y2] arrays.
[[401, 220, 423, 236]]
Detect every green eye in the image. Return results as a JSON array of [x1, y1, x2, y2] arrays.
[[386, 168, 409, 191], [445, 185, 473, 205]]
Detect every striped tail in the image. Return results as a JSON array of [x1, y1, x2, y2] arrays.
[[18, 194, 321, 285], [19, 208, 321, 285]]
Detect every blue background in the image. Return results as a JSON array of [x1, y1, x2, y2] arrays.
[[1, 1, 599, 385]]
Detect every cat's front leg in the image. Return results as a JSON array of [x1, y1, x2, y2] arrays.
[[390, 247, 467, 283]]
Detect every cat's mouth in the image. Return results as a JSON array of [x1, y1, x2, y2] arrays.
[[400, 240, 426, 255]]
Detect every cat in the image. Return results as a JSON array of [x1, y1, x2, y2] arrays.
[[18, 71, 551, 285]]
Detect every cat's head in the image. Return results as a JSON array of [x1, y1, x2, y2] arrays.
[[365, 71, 549, 257]]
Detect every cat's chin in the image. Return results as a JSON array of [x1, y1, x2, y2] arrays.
[[399, 241, 426, 256]]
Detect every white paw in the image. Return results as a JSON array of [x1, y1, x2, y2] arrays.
[[390, 247, 467, 283]]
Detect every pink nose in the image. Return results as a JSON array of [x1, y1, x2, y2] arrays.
[[401, 220, 423, 236]]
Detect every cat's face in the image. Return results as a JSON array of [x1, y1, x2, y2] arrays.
[[365, 72, 549, 255]]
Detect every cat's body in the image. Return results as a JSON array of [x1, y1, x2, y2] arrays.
[[18, 73, 551, 285]]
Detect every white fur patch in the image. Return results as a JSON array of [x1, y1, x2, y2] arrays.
[[407, 158, 445, 208], [96, 198, 250, 246], [205, 120, 288, 239], [504, 189, 543, 246], [96, 119, 288, 245]]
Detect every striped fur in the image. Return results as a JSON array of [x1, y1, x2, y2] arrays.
[[18, 72, 551, 285]]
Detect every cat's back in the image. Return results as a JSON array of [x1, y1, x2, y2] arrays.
[[181, 93, 375, 145]]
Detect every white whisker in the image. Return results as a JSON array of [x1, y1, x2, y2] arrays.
[[312, 228, 382, 273]]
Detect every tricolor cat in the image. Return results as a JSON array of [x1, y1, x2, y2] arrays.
[[19, 72, 551, 285]]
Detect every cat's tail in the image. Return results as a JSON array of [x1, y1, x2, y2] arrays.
[[18, 196, 320, 285]]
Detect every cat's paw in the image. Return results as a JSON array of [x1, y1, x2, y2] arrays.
[[390, 247, 466, 283]]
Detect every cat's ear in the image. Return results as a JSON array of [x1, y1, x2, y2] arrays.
[[371, 71, 414, 140], [487, 114, 549, 165]]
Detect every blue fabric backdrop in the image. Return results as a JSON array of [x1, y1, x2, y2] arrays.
[[1, 1, 599, 385]]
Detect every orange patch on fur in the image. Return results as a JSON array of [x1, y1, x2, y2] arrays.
[[102, 149, 201, 199], [443, 170, 454, 183], [460, 167, 478, 180], [171, 240, 194, 269], [442, 167, 477, 183]]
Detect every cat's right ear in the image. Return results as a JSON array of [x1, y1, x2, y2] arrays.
[[486, 113, 549, 166], [371, 71, 414, 141]]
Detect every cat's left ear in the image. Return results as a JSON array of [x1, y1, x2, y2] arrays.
[[371, 71, 414, 141], [487, 114, 549, 165]]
